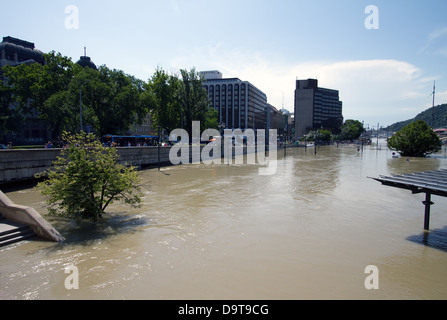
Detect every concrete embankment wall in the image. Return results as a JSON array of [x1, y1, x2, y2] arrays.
[[0, 147, 173, 185], [0, 149, 62, 186], [0, 144, 277, 185]]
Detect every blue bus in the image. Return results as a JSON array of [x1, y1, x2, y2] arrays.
[[102, 135, 159, 147]]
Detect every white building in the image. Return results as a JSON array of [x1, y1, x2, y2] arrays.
[[201, 70, 268, 131]]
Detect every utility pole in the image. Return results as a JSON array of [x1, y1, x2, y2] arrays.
[[158, 126, 161, 171], [431, 81, 436, 129], [377, 123, 379, 148], [361, 121, 364, 152]]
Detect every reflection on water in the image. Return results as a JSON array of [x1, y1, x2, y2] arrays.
[[54, 213, 151, 245], [1, 142, 447, 300], [407, 226, 447, 253], [292, 149, 341, 199], [387, 156, 441, 175]]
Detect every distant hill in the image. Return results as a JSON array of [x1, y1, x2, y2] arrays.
[[385, 103, 447, 132]]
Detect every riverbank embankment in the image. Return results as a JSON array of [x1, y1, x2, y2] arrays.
[[0, 147, 172, 186], [0, 144, 294, 186]]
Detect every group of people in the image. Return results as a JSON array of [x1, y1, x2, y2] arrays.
[[44, 141, 54, 148]]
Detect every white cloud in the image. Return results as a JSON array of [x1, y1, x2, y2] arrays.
[[428, 27, 447, 42], [435, 47, 447, 57], [170, 45, 437, 126], [419, 27, 447, 56]]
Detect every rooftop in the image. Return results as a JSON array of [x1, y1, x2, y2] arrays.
[[0, 36, 45, 65], [76, 47, 97, 70]]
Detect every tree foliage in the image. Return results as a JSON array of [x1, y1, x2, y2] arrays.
[[204, 107, 219, 130], [2, 52, 148, 139], [0, 80, 23, 134], [388, 120, 442, 157], [143, 67, 216, 136], [2, 51, 77, 136], [143, 67, 182, 132], [320, 116, 343, 134], [36, 132, 142, 221], [2, 53, 216, 141], [339, 119, 365, 141], [72, 66, 148, 137], [178, 68, 212, 136], [302, 129, 332, 142]]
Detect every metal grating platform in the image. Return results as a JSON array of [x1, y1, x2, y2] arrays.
[[371, 169, 447, 231]]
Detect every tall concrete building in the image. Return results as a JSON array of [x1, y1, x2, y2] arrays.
[[201, 71, 267, 131], [294, 79, 343, 139]]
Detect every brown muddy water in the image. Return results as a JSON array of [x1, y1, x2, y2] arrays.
[[1, 142, 447, 300]]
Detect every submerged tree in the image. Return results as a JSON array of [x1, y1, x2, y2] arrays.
[[301, 129, 332, 143], [388, 120, 442, 157], [339, 119, 365, 141], [36, 132, 142, 221]]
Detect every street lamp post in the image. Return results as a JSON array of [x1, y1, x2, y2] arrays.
[[79, 79, 91, 132]]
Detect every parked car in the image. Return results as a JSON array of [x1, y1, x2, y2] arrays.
[[0, 144, 7, 149]]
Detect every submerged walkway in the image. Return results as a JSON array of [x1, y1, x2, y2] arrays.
[[0, 190, 64, 245], [372, 169, 447, 230], [0, 214, 36, 247]]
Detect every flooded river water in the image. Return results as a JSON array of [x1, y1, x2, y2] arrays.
[[2, 142, 447, 300]]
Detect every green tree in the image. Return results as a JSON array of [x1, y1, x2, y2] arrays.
[[321, 116, 343, 134], [302, 129, 332, 143], [143, 67, 182, 133], [0, 80, 23, 135], [388, 120, 442, 157], [340, 119, 364, 141], [204, 107, 219, 130], [2, 51, 77, 138], [73, 66, 148, 137], [178, 68, 211, 138], [2, 53, 148, 138], [36, 132, 142, 221], [42, 89, 79, 134], [1, 62, 43, 115]]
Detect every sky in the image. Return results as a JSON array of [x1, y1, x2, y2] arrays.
[[1, 0, 447, 128]]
